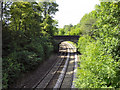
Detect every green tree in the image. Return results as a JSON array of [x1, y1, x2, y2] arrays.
[[79, 11, 97, 35], [2, 1, 59, 89], [75, 1, 120, 88]]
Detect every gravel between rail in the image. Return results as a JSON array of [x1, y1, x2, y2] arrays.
[[12, 42, 78, 89]]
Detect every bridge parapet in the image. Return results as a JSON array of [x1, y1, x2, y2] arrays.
[[53, 35, 80, 44]]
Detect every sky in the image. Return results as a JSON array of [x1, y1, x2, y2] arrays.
[[54, 0, 100, 28]]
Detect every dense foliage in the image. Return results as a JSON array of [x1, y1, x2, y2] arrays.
[[2, 1, 58, 88], [75, 1, 120, 88], [57, 1, 120, 88], [58, 11, 97, 36], [2, 0, 120, 89]]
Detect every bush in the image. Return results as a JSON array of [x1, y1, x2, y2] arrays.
[[25, 39, 45, 60], [3, 57, 21, 88], [77, 35, 94, 54], [76, 36, 118, 88], [12, 51, 42, 71], [2, 36, 55, 88], [39, 37, 54, 59]]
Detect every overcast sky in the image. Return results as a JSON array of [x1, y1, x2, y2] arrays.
[[54, 0, 100, 28]]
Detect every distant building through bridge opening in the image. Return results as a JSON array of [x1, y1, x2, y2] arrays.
[[53, 35, 80, 44]]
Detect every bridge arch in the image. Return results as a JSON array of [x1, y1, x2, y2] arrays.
[[53, 35, 80, 44], [53, 35, 80, 53]]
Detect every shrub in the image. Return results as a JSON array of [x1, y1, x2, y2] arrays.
[[2, 36, 56, 88], [76, 38, 118, 88], [2, 57, 21, 88], [77, 35, 94, 54]]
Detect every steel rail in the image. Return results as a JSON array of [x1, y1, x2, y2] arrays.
[[53, 42, 76, 89], [53, 43, 70, 88], [34, 44, 68, 89], [20, 42, 77, 89], [66, 43, 78, 88], [21, 44, 67, 89]]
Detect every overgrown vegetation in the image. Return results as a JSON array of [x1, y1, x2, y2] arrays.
[[58, 10, 97, 36], [75, 1, 120, 88], [2, 1, 58, 88], [3, 0, 120, 89], [59, 1, 120, 88]]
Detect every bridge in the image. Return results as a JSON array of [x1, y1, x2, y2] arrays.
[[53, 35, 80, 44]]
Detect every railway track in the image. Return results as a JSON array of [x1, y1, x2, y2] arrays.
[[54, 42, 75, 89], [20, 42, 77, 89]]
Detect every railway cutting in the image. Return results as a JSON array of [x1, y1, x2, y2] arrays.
[[14, 42, 78, 89]]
